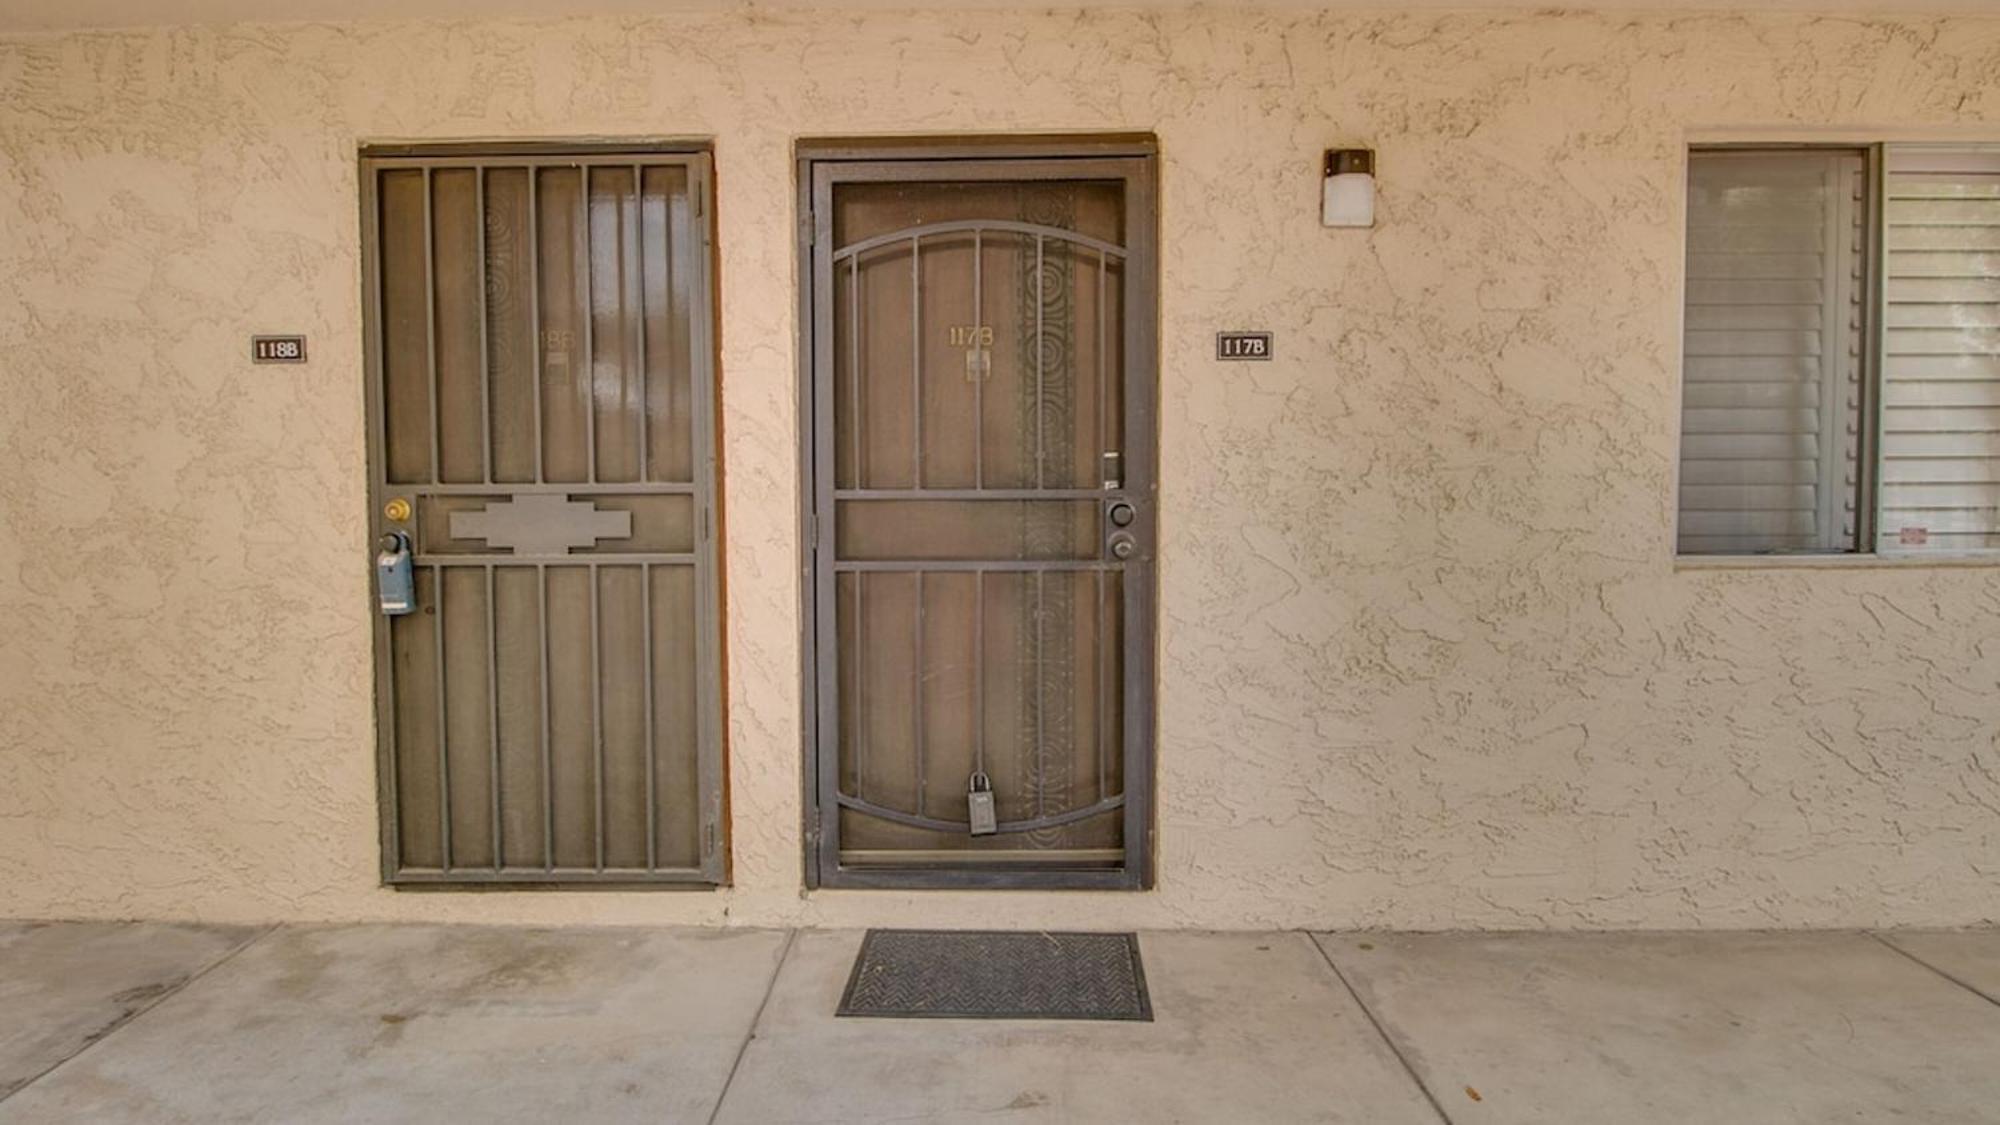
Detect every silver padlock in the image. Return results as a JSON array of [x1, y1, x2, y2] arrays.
[[967, 771, 998, 836]]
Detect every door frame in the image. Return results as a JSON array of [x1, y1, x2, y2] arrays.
[[794, 136, 1161, 891], [359, 139, 728, 887]]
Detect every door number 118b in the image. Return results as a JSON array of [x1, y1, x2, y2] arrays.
[[252, 335, 308, 364]]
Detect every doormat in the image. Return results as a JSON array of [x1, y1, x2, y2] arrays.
[[837, 929, 1152, 1021]]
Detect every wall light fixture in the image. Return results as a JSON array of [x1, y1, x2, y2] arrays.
[[1322, 149, 1376, 229]]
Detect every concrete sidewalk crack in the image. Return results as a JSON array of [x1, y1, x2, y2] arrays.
[[1307, 933, 1456, 1125], [0, 922, 281, 1106], [1872, 932, 2000, 1009], [706, 927, 798, 1125]]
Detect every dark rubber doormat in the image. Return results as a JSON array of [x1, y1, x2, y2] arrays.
[[837, 929, 1152, 1021]]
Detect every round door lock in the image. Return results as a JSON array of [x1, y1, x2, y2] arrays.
[[1109, 535, 1137, 560], [1107, 501, 1137, 528], [383, 497, 413, 523]]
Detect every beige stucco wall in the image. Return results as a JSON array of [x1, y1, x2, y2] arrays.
[[1, 6, 1997, 931]]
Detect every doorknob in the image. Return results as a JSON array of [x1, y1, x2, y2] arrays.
[[1109, 534, 1137, 560]]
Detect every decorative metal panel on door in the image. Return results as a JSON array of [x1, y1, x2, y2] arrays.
[[363, 147, 724, 885], [804, 150, 1158, 889]]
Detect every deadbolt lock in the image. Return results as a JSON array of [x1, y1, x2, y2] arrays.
[[1108, 501, 1136, 528], [383, 497, 413, 523]]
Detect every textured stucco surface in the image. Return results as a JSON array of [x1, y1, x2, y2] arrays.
[[0, 7, 1997, 930]]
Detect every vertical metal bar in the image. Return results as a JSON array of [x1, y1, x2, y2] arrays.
[[690, 156, 724, 881], [1035, 234, 1045, 490], [911, 236, 922, 488], [582, 166, 598, 485], [843, 574, 856, 799], [1034, 568, 1045, 817], [973, 229, 983, 490], [641, 562, 657, 871], [855, 569, 865, 801], [1096, 566, 1107, 801], [913, 570, 925, 816], [1096, 249, 1110, 804], [538, 562, 553, 870], [476, 165, 492, 485], [633, 163, 649, 484], [810, 164, 841, 885], [487, 563, 501, 871], [848, 251, 866, 800], [423, 168, 441, 484], [1097, 247, 1108, 481], [433, 564, 451, 870], [589, 563, 604, 871], [665, 168, 683, 468], [974, 569, 985, 775], [529, 168, 546, 485], [850, 257, 862, 488], [1123, 155, 1159, 888], [362, 163, 402, 880]]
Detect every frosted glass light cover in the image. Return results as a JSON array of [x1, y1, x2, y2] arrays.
[[1321, 172, 1374, 228]]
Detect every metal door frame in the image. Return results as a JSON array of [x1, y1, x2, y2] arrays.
[[795, 137, 1160, 891], [360, 139, 727, 887]]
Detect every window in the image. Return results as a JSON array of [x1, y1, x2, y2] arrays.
[[1678, 145, 2000, 557]]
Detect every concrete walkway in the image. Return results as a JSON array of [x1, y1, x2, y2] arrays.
[[0, 922, 1995, 1123]]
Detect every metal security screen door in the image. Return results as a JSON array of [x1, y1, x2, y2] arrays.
[[363, 147, 724, 885], [804, 149, 1158, 889]]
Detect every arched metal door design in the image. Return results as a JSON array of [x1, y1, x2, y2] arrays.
[[804, 151, 1158, 889]]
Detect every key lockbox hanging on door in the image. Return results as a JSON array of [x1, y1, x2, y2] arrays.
[[799, 140, 1160, 890]]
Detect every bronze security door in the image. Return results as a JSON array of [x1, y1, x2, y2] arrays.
[[362, 147, 724, 885], [806, 152, 1158, 889]]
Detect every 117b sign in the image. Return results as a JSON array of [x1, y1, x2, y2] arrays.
[[1216, 331, 1272, 361]]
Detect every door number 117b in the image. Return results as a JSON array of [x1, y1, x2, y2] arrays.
[[1216, 331, 1272, 361]]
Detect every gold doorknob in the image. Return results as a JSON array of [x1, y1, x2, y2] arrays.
[[383, 497, 413, 523]]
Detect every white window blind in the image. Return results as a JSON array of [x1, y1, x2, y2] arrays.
[[1680, 151, 1865, 555], [1878, 148, 2000, 554]]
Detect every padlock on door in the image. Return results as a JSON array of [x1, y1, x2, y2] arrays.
[[375, 532, 415, 616], [967, 771, 998, 836]]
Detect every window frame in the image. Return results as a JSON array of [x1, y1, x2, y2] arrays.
[[1674, 140, 2000, 565]]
